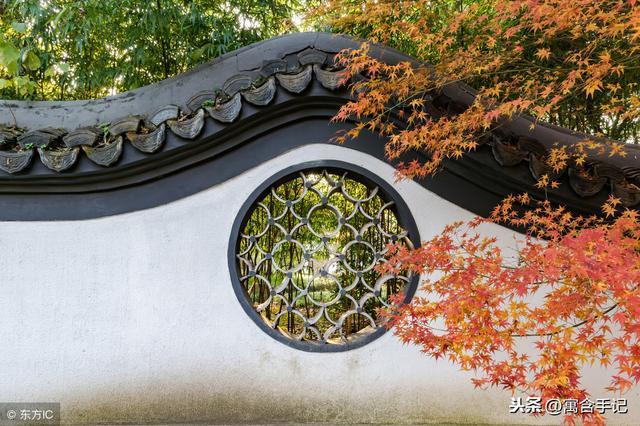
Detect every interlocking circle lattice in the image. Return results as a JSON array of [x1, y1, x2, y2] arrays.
[[234, 167, 415, 349]]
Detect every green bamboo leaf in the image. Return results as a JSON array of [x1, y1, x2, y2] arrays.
[[51, 6, 67, 27]]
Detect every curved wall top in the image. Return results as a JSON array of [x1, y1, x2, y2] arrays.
[[0, 32, 638, 220], [0, 33, 365, 129]]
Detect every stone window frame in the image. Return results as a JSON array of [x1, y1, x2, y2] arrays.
[[228, 159, 421, 352]]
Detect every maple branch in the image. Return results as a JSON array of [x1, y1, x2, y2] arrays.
[[523, 301, 619, 334]]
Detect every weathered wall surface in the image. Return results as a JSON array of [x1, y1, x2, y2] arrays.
[[0, 144, 637, 425]]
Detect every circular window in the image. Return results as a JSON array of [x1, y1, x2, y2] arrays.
[[229, 161, 420, 352]]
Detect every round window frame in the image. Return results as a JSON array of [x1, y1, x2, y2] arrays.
[[228, 160, 421, 352]]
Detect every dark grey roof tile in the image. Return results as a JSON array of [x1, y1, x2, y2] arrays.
[[129, 123, 166, 153], [204, 93, 242, 123], [242, 77, 277, 106], [82, 137, 123, 166], [37, 146, 79, 172], [168, 109, 205, 139], [149, 105, 179, 127]]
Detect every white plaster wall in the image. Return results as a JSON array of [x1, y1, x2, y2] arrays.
[[0, 144, 637, 425]]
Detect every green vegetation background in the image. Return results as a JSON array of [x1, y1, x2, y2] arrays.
[[1, 1, 638, 142], [0, 0, 313, 100]]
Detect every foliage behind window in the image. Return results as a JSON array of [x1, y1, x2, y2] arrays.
[[235, 168, 414, 347]]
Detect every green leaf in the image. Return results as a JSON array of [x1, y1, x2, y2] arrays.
[[44, 66, 55, 77], [13, 75, 35, 96], [22, 50, 41, 71], [0, 78, 9, 89], [6, 61, 18, 74], [11, 22, 28, 34], [0, 41, 21, 71]]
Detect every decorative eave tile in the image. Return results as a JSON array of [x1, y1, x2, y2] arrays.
[[0, 149, 33, 174], [128, 123, 166, 153], [204, 93, 242, 123], [63, 127, 100, 148], [82, 137, 123, 166], [222, 74, 254, 96], [491, 138, 527, 166], [185, 91, 217, 113], [260, 59, 288, 76], [168, 109, 205, 139], [37, 146, 79, 172], [298, 48, 327, 66], [613, 181, 640, 207], [148, 105, 179, 127], [568, 168, 607, 197], [276, 66, 313, 94], [313, 65, 347, 90], [242, 77, 276, 106], [18, 128, 65, 149], [109, 116, 142, 136]]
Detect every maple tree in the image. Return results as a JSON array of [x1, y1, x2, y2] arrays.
[[313, 0, 640, 424]]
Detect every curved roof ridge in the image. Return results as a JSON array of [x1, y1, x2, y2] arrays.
[[0, 32, 362, 129], [0, 32, 638, 211]]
